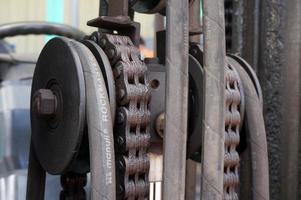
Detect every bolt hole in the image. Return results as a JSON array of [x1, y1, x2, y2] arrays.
[[150, 79, 160, 89]]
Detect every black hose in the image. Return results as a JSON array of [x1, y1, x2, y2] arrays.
[[70, 40, 116, 200], [200, 0, 226, 198], [0, 22, 86, 40], [26, 143, 46, 200]]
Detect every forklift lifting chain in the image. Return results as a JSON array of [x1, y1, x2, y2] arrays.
[[25, 31, 269, 200], [97, 33, 151, 199], [24, 0, 271, 199]]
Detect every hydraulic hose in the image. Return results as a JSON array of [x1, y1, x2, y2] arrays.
[[231, 57, 270, 200], [0, 22, 85, 40], [201, 0, 226, 199], [71, 40, 116, 200]]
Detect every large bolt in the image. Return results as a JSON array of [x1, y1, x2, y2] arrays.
[[32, 89, 57, 116]]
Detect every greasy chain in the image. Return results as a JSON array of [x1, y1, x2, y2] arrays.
[[224, 64, 242, 200], [60, 172, 87, 199], [100, 33, 151, 199]]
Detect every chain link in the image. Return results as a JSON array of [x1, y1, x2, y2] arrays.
[[223, 64, 242, 200], [60, 172, 87, 200], [225, 0, 233, 51], [100, 33, 151, 199]]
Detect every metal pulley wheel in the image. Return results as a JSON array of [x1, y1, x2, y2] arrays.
[[187, 54, 203, 159], [187, 44, 245, 162], [82, 40, 116, 121], [27, 37, 116, 199], [188, 43, 269, 199], [30, 37, 86, 174], [228, 54, 263, 106]]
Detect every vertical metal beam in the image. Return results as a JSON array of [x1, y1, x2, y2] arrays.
[[201, 0, 225, 199], [99, 0, 108, 16], [162, 0, 189, 199], [185, 160, 197, 200], [189, 0, 201, 43], [108, 0, 128, 16], [280, 0, 301, 199]]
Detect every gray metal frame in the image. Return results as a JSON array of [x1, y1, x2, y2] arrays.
[[201, 0, 226, 198], [162, 0, 189, 199]]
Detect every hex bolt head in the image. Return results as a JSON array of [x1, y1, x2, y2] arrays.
[[32, 89, 57, 116]]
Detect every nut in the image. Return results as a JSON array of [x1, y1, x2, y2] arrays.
[[32, 89, 57, 116]]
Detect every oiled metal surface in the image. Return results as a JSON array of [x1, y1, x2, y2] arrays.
[[99, 34, 151, 199], [162, 0, 189, 199]]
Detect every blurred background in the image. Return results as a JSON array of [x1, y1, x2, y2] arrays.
[[0, 0, 155, 54]]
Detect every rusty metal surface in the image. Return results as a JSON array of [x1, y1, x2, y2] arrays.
[[98, 33, 151, 199], [108, 0, 129, 16], [201, 0, 226, 199], [88, 16, 141, 46], [162, 0, 189, 199], [223, 63, 242, 200], [230, 57, 270, 200]]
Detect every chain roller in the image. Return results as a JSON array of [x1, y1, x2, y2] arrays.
[[60, 172, 87, 200], [224, 64, 242, 200], [99, 33, 151, 199]]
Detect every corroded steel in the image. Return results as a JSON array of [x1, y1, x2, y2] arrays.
[[223, 64, 242, 200], [99, 33, 151, 199]]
